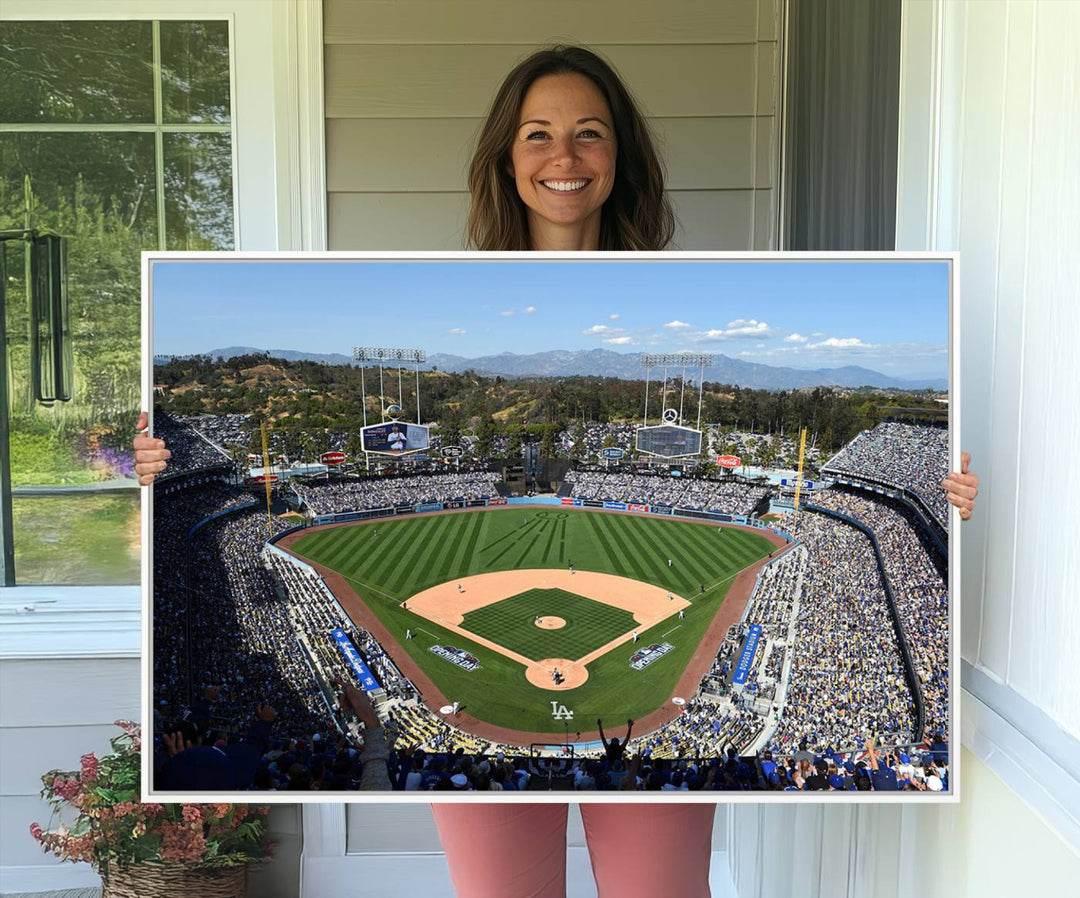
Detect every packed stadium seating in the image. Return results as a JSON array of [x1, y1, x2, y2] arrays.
[[152, 415, 950, 792]]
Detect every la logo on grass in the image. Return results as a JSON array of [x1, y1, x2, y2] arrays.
[[550, 702, 574, 720]]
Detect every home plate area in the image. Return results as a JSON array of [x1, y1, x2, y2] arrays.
[[403, 569, 690, 691]]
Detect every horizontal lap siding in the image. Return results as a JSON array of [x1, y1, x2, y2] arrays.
[[324, 0, 781, 250], [324, 1, 761, 45], [0, 657, 139, 868]]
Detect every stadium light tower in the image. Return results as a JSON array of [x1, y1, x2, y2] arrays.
[[640, 353, 713, 428], [353, 346, 427, 424]]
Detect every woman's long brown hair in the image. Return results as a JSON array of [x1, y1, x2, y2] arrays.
[[467, 46, 675, 251]]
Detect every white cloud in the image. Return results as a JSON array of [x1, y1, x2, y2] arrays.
[[609, 313, 621, 320], [693, 319, 776, 341], [808, 336, 873, 350], [583, 324, 613, 335], [784, 333, 809, 344], [522, 306, 536, 314], [603, 336, 633, 345], [755, 343, 766, 348], [501, 310, 516, 317], [664, 319, 692, 329], [447, 328, 466, 335], [811, 332, 826, 338]]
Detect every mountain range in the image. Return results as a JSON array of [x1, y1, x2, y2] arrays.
[[155, 346, 947, 392]]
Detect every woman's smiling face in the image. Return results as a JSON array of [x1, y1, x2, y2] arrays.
[[509, 73, 617, 248]]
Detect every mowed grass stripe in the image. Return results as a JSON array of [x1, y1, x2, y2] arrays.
[[609, 515, 670, 585], [583, 512, 643, 581], [684, 523, 743, 576], [541, 513, 560, 563], [420, 515, 458, 583], [314, 526, 367, 575], [443, 511, 482, 580], [321, 521, 381, 576], [664, 522, 716, 584], [485, 522, 531, 567], [672, 523, 723, 586], [695, 527, 760, 583], [511, 517, 549, 570], [713, 530, 764, 570], [363, 516, 430, 586], [317, 523, 364, 569], [391, 514, 458, 591], [462, 510, 490, 576]]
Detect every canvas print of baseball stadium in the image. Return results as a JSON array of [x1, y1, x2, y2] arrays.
[[147, 256, 955, 799]]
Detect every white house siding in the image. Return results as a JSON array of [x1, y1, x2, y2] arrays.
[[323, 0, 782, 250]]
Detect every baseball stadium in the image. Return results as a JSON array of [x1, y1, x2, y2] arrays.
[[152, 358, 951, 795]]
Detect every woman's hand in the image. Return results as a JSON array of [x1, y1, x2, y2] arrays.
[[942, 451, 979, 521], [133, 411, 170, 485]]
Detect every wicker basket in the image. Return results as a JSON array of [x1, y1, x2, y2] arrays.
[[100, 863, 247, 898]]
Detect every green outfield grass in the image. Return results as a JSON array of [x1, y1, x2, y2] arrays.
[[290, 508, 774, 735], [462, 587, 637, 661]]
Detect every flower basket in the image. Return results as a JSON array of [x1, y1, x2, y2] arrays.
[[31, 721, 273, 889], [101, 862, 247, 898]]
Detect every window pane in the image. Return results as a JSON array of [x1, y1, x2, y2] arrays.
[[11, 493, 140, 585], [163, 133, 235, 249], [0, 21, 154, 124], [2, 132, 152, 585], [0, 132, 159, 243], [160, 20, 232, 124]]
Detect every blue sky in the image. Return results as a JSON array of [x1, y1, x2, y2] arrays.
[[152, 258, 950, 379]]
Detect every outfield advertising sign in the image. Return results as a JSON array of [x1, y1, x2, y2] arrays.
[[628, 503, 649, 513], [488, 497, 508, 506], [603, 501, 627, 510], [417, 502, 442, 513], [430, 644, 482, 672], [331, 629, 379, 691], [599, 447, 625, 460]]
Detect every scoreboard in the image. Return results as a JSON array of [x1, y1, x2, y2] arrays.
[[635, 424, 703, 458], [360, 421, 430, 456]]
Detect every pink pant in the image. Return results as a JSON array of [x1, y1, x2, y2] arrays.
[[431, 803, 715, 898]]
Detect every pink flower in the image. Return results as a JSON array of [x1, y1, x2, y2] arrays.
[[29, 822, 44, 842], [80, 753, 100, 782], [181, 805, 202, 824], [160, 821, 206, 863], [52, 778, 80, 801]]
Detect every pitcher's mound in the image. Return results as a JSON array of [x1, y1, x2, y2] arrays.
[[535, 616, 566, 629]]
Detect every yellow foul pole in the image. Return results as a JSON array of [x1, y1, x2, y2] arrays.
[[261, 423, 273, 534], [792, 427, 807, 537]]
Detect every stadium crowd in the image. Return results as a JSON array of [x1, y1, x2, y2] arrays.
[[154, 412, 233, 475], [767, 507, 918, 750], [563, 470, 769, 514], [823, 422, 949, 526], [293, 471, 504, 514], [807, 488, 949, 740]]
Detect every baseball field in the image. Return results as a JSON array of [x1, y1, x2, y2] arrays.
[[286, 507, 776, 737]]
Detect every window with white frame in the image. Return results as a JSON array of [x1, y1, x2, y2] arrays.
[[0, 19, 235, 585]]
